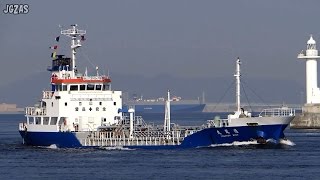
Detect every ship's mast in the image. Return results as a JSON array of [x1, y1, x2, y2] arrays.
[[61, 24, 86, 78], [234, 57, 241, 112]]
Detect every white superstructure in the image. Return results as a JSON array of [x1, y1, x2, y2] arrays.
[[24, 24, 122, 133], [298, 35, 320, 104]]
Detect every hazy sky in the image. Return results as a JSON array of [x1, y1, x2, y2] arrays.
[[0, 0, 319, 104]]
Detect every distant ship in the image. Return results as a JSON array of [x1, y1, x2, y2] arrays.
[[18, 25, 296, 149], [123, 94, 206, 113]]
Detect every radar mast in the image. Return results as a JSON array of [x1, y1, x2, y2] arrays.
[[61, 24, 86, 78]]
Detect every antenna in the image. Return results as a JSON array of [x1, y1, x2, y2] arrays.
[[202, 91, 205, 104], [96, 66, 99, 76], [85, 67, 88, 76], [61, 24, 86, 78]]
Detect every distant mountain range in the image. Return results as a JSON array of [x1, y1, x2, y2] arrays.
[[0, 71, 304, 107]]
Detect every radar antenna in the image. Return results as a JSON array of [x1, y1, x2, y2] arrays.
[[61, 24, 86, 78]]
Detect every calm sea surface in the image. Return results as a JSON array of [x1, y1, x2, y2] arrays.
[[0, 113, 320, 180]]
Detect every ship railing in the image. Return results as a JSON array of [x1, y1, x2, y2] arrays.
[[135, 116, 148, 127], [259, 107, 296, 117], [120, 116, 149, 128], [82, 75, 109, 81], [25, 107, 47, 116], [51, 75, 110, 81], [133, 131, 165, 138], [43, 91, 54, 99], [206, 118, 229, 128], [19, 122, 27, 131], [82, 136, 184, 147]]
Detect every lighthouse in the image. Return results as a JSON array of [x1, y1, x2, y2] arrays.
[[290, 35, 320, 129], [298, 35, 320, 104]]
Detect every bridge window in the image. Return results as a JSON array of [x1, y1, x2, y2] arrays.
[[79, 102, 82, 106], [103, 107, 106, 111], [41, 101, 46, 107], [114, 102, 116, 106], [50, 117, 58, 125], [62, 85, 67, 91], [43, 117, 49, 125], [82, 107, 85, 111], [58, 117, 66, 125], [96, 107, 99, 111], [102, 85, 110, 91], [35, 117, 41, 125], [58, 85, 62, 91], [87, 84, 94, 90], [75, 107, 79, 111], [99, 102, 102, 105], [65, 102, 67, 106], [96, 85, 102, 90], [80, 85, 86, 90], [70, 85, 78, 91], [28, 117, 35, 124]]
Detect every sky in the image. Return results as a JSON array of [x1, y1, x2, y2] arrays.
[[0, 0, 319, 105]]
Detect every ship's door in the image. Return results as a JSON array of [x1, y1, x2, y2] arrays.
[[78, 116, 83, 131]]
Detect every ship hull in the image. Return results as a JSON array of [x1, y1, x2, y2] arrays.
[[123, 104, 205, 113], [19, 131, 82, 148], [19, 123, 290, 149]]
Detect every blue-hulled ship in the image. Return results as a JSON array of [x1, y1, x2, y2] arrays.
[[123, 96, 206, 114], [18, 25, 296, 149]]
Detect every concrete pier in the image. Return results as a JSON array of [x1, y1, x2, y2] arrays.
[[290, 104, 320, 129]]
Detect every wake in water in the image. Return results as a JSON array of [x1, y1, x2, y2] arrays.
[[279, 138, 296, 146], [38, 144, 59, 149], [34, 139, 295, 150], [208, 138, 296, 148], [209, 140, 259, 147], [99, 146, 135, 151]]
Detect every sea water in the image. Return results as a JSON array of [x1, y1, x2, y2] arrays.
[[0, 113, 319, 179]]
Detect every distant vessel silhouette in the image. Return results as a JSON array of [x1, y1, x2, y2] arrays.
[[123, 94, 205, 113], [0, 103, 23, 114]]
